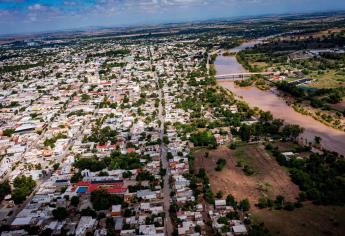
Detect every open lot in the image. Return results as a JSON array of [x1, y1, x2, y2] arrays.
[[194, 144, 345, 236], [193, 144, 299, 205], [253, 202, 345, 236]]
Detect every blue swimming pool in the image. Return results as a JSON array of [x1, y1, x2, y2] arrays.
[[76, 186, 88, 193]]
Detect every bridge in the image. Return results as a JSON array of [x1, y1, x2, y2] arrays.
[[216, 72, 274, 80]]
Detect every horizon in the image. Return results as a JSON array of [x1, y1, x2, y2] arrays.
[[1, 0, 345, 35]]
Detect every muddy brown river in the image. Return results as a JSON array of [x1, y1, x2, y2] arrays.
[[216, 41, 345, 156]]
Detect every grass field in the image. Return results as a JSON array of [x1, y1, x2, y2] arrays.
[[308, 70, 345, 89], [253, 202, 345, 236], [193, 144, 299, 204]]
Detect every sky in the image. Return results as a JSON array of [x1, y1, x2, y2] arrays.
[[0, 0, 345, 35]]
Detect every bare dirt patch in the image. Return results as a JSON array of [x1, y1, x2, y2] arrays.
[[193, 145, 299, 205], [253, 202, 345, 236]]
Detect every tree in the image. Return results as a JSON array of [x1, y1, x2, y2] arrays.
[[226, 194, 237, 207], [13, 175, 36, 189], [239, 125, 251, 142], [12, 175, 36, 204], [74, 157, 106, 172], [2, 128, 15, 137], [190, 131, 217, 148], [122, 171, 132, 178], [80, 207, 97, 218], [71, 172, 82, 183], [282, 125, 304, 140], [53, 163, 60, 171], [163, 136, 170, 145], [257, 197, 272, 209], [259, 111, 273, 122], [99, 171, 109, 176], [12, 188, 27, 204], [239, 199, 250, 211], [248, 223, 270, 236], [215, 159, 227, 171], [194, 225, 201, 233], [52, 207, 68, 220], [91, 190, 123, 211], [216, 191, 223, 199], [71, 196, 80, 207], [314, 136, 321, 145], [274, 195, 285, 209], [81, 93, 91, 102], [0, 181, 11, 201]]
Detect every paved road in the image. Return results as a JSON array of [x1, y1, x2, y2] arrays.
[[148, 46, 174, 236]]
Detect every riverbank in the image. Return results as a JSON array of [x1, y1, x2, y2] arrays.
[[214, 41, 345, 155], [218, 81, 345, 156]]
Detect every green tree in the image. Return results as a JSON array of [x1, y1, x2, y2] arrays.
[[0, 181, 11, 201], [314, 136, 321, 144], [274, 195, 285, 209], [53, 163, 60, 171], [190, 131, 217, 148], [239, 199, 250, 211], [239, 125, 251, 142], [91, 190, 123, 211], [226, 194, 237, 207], [163, 136, 170, 145], [2, 129, 15, 137], [216, 191, 223, 199], [81, 94, 91, 102], [71, 196, 80, 207], [52, 207, 69, 220], [12, 175, 36, 204]]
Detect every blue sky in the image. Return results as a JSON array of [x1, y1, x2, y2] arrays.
[[1, 0, 345, 35]]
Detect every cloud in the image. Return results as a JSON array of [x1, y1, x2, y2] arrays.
[[28, 3, 45, 11], [1, 0, 345, 35], [64, 1, 78, 6]]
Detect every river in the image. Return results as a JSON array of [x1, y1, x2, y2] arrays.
[[215, 40, 345, 156]]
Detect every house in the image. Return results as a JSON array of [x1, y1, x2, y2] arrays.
[[11, 217, 34, 227], [282, 152, 294, 161], [215, 200, 226, 210], [138, 224, 164, 236], [75, 216, 96, 236], [136, 189, 157, 200], [96, 143, 116, 153], [111, 205, 122, 217], [75, 179, 127, 195], [232, 225, 247, 235]]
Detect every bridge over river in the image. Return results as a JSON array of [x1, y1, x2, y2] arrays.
[[216, 72, 274, 80], [214, 40, 345, 156]]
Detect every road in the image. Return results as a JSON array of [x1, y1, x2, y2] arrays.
[[148, 46, 174, 236]]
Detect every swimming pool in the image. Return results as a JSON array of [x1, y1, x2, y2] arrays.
[[76, 186, 88, 193]]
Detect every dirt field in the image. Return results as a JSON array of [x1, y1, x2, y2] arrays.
[[193, 144, 300, 205], [253, 202, 345, 236]]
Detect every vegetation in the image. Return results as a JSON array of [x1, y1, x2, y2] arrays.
[[71, 196, 80, 207], [52, 207, 69, 220], [239, 198, 251, 211], [2, 128, 15, 137], [44, 133, 67, 148], [12, 175, 36, 204], [190, 131, 217, 149], [215, 158, 227, 171], [91, 190, 123, 211], [84, 126, 117, 145], [271, 148, 345, 205], [0, 181, 11, 201], [86, 49, 130, 59]]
